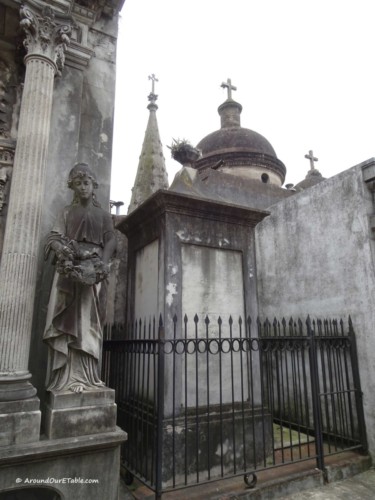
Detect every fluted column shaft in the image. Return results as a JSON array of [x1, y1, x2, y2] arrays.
[[0, 4, 71, 401]]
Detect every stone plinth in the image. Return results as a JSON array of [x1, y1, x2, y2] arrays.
[[0, 428, 127, 500], [44, 388, 117, 439], [0, 397, 40, 446]]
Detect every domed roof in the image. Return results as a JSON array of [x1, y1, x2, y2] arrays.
[[194, 96, 286, 184], [197, 126, 277, 157]]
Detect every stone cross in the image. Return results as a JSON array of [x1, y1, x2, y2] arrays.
[[148, 73, 158, 94], [305, 150, 318, 170], [221, 78, 237, 100]]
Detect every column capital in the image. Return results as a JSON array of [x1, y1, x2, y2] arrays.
[[20, 2, 72, 75]]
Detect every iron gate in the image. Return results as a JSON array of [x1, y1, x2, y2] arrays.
[[102, 315, 367, 497]]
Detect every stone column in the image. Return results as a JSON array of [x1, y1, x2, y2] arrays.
[[0, 3, 71, 441]]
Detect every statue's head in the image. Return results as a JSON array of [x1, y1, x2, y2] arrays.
[[67, 163, 98, 190]]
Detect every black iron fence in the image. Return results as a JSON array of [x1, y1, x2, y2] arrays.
[[102, 315, 367, 497]]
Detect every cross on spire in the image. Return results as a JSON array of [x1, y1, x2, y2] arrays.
[[148, 73, 158, 94], [304, 150, 318, 170], [221, 78, 237, 100]]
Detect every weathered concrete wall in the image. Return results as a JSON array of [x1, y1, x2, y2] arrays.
[[134, 239, 160, 323], [255, 163, 375, 456]]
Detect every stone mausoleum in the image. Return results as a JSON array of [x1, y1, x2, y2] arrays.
[[0, 0, 375, 496], [113, 75, 375, 485], [0, 1, 126, 499]]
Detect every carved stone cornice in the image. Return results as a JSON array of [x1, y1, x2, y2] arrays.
[[20, 3, 72, 74], [73, 1, 125, 23]]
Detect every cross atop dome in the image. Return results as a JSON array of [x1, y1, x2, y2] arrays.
[[304, 150, 318, 171], [221, 78, 237, 100]]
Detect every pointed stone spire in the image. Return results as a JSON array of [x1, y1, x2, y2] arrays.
[[128, 75, 169, 213]]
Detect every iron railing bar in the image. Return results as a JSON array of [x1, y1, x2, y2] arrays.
[[172, 316, 178, 488], [205, 316, 211, 479], [195, 316, 200, 483], [139, 319, 147, 478], [319, 338, 332, 453], [268, 340, 276, 466], [218, 317, 224, 477], [342, 345, 356, 440], [259, 336, 268, 467], [307, 317, 325, 473], [348, 317, 368, 452], [239, 317, 247, 471], [338, 342, 352, 442], [184, 317, 188, 485], [249, 319, 257, 470], [326, 341, 339, 452], [229, 317, 237, 475], [155, 320, 165, 499], [332, 339, 347, 450]]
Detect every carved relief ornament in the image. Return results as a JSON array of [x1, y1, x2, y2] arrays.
[[20, 4, 72, 74]]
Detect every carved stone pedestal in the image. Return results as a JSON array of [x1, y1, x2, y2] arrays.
[[0, 397, 40, 446], [44, 387, 117, 439], [0, 428, 127, 500]]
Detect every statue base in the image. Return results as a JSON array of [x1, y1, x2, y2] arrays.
[[0, 428, 127, 500], [44, 387, 117, 439], [0, 397, 41, 446]]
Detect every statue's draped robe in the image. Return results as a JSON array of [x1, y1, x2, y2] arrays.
[[44, 203, 114, 391]]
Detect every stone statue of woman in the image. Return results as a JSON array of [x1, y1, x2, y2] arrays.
[[43, 163, 116, 393]]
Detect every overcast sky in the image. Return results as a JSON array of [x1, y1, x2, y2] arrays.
[[111, 0, 375, 213]]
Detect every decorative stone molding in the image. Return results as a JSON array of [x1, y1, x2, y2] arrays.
[[0, 168, 8, 212], [0, 146, 14, 213], [20, 3, 72, 74], [0, 147, 14, 167], [0, 60, 16, 140], [65, 39, 94, 68]]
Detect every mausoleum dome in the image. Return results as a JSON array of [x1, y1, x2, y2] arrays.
[[197, 127, 277, 158], [194, 82, 286, 186]]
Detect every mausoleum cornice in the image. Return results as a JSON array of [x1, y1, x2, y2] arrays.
[[6, 0, 125, 23], [118, 190, 270, 239]]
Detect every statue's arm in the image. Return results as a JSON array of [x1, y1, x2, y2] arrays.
[[44, 208, 74, 261]]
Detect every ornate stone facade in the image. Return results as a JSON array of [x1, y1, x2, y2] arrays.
[[0, 0, 126, 497]]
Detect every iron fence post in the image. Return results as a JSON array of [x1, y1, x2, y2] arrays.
[[156, 316, 165, 498], [348, 317, 368, 453], [307, 316, 325, 474]]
